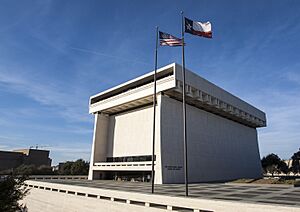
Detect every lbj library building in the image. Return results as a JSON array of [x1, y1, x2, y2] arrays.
[[88, 63, 266, 184]]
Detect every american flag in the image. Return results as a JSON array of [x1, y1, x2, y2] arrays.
[[159, 31, 183, 47]]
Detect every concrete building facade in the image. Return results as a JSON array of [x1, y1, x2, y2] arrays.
[[0, 149, 52, 171], [88, 63, 266, 184]]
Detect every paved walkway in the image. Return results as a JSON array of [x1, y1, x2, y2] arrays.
[[35, 179, 300, 208]]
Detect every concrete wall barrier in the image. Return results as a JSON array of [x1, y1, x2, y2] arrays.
[[23, 180, 299, 212], [28, 175, 87, 180]]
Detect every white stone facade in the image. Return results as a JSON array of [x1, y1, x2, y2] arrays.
[[88, 63, 266, 184]]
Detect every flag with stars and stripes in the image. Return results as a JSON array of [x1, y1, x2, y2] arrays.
[[159, 31, 183, 47]]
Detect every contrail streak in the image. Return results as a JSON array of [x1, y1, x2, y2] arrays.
[[69, 46, 151, 65]]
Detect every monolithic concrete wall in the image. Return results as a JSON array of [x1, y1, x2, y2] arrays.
[[88, 100, 163, 183], [107, 106, 154, 157], [160, 95, 262, 184], [88, 114, 110, 180]]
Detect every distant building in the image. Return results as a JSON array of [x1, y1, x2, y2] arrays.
[[88, 63, 266, 184], [52, 162, 66, 172], [0, 148, 52, 171], [284, 159, 293, 168]]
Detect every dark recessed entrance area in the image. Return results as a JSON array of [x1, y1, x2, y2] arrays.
[[104, 171, 152, 182]]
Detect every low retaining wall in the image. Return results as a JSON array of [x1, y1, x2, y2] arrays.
[[28, 175, 87, 180], [22, 180, 299, 212]]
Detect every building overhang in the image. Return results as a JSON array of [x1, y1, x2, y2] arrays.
[[89, 63, 266, 128], [93, 161, 154, 171]]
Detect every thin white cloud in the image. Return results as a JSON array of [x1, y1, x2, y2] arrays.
[[49, 143, 92, 164], [249, 87, 300, 159], [69, 46, 151, 66], [0, 135, 33, 151], [286, 71, 300, 85], [0, 65, 91, 123]]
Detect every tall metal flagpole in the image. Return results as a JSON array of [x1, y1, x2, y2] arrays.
[[181, 11, 189, 197], [151, 26, 159, 194]]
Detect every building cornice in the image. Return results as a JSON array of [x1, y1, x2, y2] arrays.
[[89, 63, 266, 128]]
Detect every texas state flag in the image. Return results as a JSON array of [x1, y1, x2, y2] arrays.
[[184, 17, 212, 38]]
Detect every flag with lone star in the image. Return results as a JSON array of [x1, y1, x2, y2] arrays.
[[185, 17, 212, 38]]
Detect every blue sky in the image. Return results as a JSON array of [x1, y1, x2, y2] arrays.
[[0, 0, 299, 164]]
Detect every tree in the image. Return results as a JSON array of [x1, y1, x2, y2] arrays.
[[12, 164, 54, 175], [58, 159, 89, 175], [291, 148, 300, 174], [261, 153, 288, 176], [70, 159, 89, 175], [13, 165, 36, 175], [0, 159, 89, 176], [265, 164, 277, 176], [58, 161, 73, 175], [0, 175, 29, 212], [278, 160, 289, 175], [36, 165, 54, 175]]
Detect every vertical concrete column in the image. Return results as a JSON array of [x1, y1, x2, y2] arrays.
[[159, 94, 185, 184], [154, 93, 163, 184], [88, 113, 109, 180]]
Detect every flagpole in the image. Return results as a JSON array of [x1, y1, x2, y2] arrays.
[[181, 11, 189, 197], [151, 26, 159, 194]]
